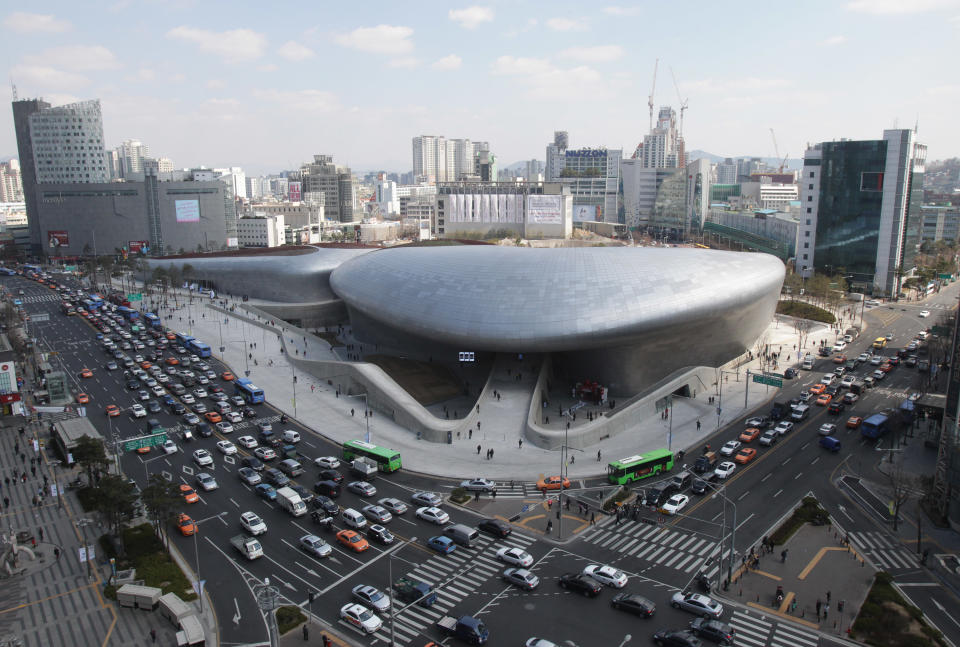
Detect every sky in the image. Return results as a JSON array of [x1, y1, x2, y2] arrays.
[[2, 0, 959, 176]]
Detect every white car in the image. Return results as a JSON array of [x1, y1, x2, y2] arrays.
[[195, 472, 218, 491], [496, 547, 534, 567], [254, 447, 277, 461], [315, 456, 340, 469], [130, 404, 146, 418], [237, 435, 258, 449], [719, 440, 741, 457], [821, 374, 836, 386], [340, 603, 382, 634], [151, 384, 166, 396], [660, 494, 689, 515], [162, 440, 178, 455], [582, 564, 628, 588], [240, 511, 267, 535], [819, 423, 837, 436], [714, 461, 736, 479], [840, 376, 855, 388], [226, 411, 243, 423], [870, 355, 884, 366], [216, 422, 234, 434], [872, 369, 885, 381], [415, 506, 450, 525], [192, 449, 213, 467], [460, 478, 497, 492], [216, 440, 237, 455], [671, 591, 724, 618], [181, 393, 196, 404], [919, 310, 930, 318], [774, 421, 794, 435], [832, 341, 847, 352]]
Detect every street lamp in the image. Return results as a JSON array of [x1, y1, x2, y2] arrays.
[[557, 426, 584, 540], [702, 479, 737, 588], [76, 518, 94, 579], [51, 459, 62, 509], [346, 393, 371, 443]]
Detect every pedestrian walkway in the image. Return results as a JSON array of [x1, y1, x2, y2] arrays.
[[847, 530, 920, 571], [727, 609, 821, 647]]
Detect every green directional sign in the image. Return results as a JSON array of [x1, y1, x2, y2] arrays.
[[752, 374, 784, 388], [127, 293, 142, 302], [124, 432, 167, 452]]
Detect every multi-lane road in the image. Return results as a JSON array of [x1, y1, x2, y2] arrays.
[[7, 271, 958, 647]]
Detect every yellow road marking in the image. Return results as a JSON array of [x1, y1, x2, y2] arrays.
[[746, 601, 821, 628], [0, 582, 98, 615], [797, 546, 851, 580]]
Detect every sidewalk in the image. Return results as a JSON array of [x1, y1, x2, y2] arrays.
[[129, 279, 848, 480]]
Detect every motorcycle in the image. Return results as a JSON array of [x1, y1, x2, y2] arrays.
[[774, 585, 784, 606], [280, 414, 288, 424], [696, 573, 710, 593]]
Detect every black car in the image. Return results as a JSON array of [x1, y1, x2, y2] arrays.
[[689, 618, 735, 645], [195, 422, 214, 438], [558, 573, 602, 597], [611, 592, 656, 617], [827, 401, 845, 415], [652, 630, 702, 647], [126, 379, 141, 390], [243, 407, 257, 418], [690, 478, 708, 495], [818, 346, 831, 357], [242, 456, 264, 472], [825, 385, 840, 397], [318, 469, 343, 483], [644, 487, 666, 507], [783, 368, 797, 379], [478, 518, 512, 539], [146, 400, 162, 413], [313, 480, 341, 498], [310, 495, 339, 515], [367, 524, 395, 545], [693, 456, 713, 474], [264, 469, 288, 488], [170, 402, 186, 415]]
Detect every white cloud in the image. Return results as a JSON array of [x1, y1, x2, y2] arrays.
[[820, 35, 847, 45], [846, 0, 959, 13], [448, 6, 494, 29], [602, 6, 643, 16], [335, 24, 413, 54], [9, 64, 88, 89], [547, 17, 586, 31], [3, 11, 71, 33], [257, 64, 278, 72], [166, 26, 267, 62], [432, 54, 462, 70], [490, 55, 616, 100], [253, 88, 339, 112], [558, 45, 624, 62], [277, 41, 315, 61], [206, 79, 227, 89], [927, 84, 960, 96], [26, 45, 121, 71], [491, 56, 554, 76], [388, 57, 419, 69]]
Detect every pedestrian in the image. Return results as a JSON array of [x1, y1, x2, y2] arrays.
[[546, 520, 553, 534], [823, 603, 829, 620], [590, 512, 596, 525], [39, 528, 43, 541], [3, 496, 8, 509], [518, 439, 523, 449], [492, 489, 497, 500], [468, 429, 473, 439], [20, 453, 25, 464], [696, 420, 701, 431], [54, 547, 61, 560], [781, 549, 788, 563], [474, 491, 480, 502], [490, 448, 494, 460], [477, 444, 482, 455], [351, 408, 355, 417], [597, 450, 601, 462], [30, 466, 36, 478], [816, 599, 821, 618], [150, 628, 157, 643]]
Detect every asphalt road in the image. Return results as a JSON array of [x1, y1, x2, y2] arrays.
[[7, 271, 958, 647]]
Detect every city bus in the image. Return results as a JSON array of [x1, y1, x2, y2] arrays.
[[607, 449, 675, 484], [174, 332, 194, 346], [117, 305, 140, 321], [187, 338, 212, 358], [235, 378, 264, 404], [342, 439, 402, 473], [142, 313, 162, 330]]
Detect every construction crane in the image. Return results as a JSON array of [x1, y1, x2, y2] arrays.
[[648, 58, 659, 133], [769, 128, 780, 164], [670, 67, 689, 138]]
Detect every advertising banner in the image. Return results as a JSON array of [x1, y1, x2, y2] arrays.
[[573, 204, 601, 222], [47, 230, 69, 248], [527, 195, 563, 225], [128, 240, 150, 254], [288, 181, 302, 202], [175, 199, 200, 223], [227, 237, 238, 247]]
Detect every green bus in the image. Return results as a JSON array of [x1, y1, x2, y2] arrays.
[[342, 439, 402, 473], [607, 449, 674, 484]]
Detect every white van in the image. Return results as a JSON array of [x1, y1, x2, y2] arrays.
[[801, 357, 814, 370], [282, 429, 301, 443], [443, 523, 480, 547], [342, 508, 366, 529], [791, 404, 810, 421]]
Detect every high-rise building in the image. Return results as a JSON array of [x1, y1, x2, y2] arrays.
[[545, 131, 568, 183], [544, 133, 621, 224], [412, 135, 447, 184], [641, 107, 682, 169], [799, 129, 926, 296], [0, 160, 24, 202], [156, 157, 174, 173], [116, 139, 149, 177], [716, 158, 737, 185], [296, 154, 358, 222], [28, 99, 108, 184]]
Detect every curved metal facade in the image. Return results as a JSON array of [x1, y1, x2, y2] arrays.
[[145, 247, 373, 303], [331, 246, 784, 393]]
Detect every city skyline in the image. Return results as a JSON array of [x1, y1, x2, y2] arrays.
[[1, 1, 958, 175]]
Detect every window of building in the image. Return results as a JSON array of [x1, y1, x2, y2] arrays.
[[804, 231, 810, 237], [808, 184, 813, 190], [808, 196, 812, 202], [802, 254, 808, 260], [806, 219, 811, 225], [807, 208, 812, 214], [809, 172, 815, 178], [860, 172, 884, 192]]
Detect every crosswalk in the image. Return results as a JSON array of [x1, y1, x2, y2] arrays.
[[580, 517, 729, 578], [848, 530, 918, 570], [354, 532, 537, 644], [443, 482, 545, 499], [728, 610, 820, 647], [19, 293, 61, 304]]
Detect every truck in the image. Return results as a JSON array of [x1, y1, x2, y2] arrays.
[[693, 451, 716, 474], [230, 534, 263, 560], [861, 413, 890, 439], [769, 401, 789, 421], [275, 486, 307, 517], [350, 457, 378, 479], [393, 576, 438, 607], [435, 615, 489, 645]]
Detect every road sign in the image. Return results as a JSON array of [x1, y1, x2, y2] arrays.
[[127, 293, 142, 302], [31, 313, 50, 322], [752, 374, 783, 388], [123, 432, 168, 452]]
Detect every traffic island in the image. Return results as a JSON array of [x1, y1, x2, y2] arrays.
[[851, 572, 948, 647]]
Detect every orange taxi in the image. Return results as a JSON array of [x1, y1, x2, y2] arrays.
[[136, 444, 150, 455], [734, 447, 758, 464], [140, 361, 152, 370], [204, 412, 222, 424], [180, 484, 200, 504], [816, 394, 833, 406], [221, 371, 235, 381], [105, 404, 120, 417], [177, 513, 197, 536], [847, 416, 863, 429], [337, 530, 369, 553], [739, 428, 760, 443], [536, 475, 571, 492], [832, 354, 847, 364], [808, 383, 826, 395], [76, 393, 90, 404], [166, 332, 176, 340], [80, 368, 93, 378], [166, 357, 180, 366]]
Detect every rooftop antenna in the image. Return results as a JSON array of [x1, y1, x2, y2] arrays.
[[648, 58, 659, 133]]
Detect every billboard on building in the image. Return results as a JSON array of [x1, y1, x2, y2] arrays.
[[175, 200, 200, 222], [227, 237, 239, 248], [47, 230, 69, 248], [288, 181, 302, 202], [573, 205, 602, 222], [128, 240, 149, 254], [526, 195, 563, 225]]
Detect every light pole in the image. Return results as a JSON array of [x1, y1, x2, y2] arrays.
[[703, 479, 737, 587], [51, 459, 62, 509], [347, 393, 371, 442], [557, 426, 583, 540], [191, 512, 224, 613], [76, 518, 94, 579], [291, 363, 297, 419]]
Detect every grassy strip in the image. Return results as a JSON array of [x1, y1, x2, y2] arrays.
[[776, 300, 837, 324], [100, 523, 198, 601], [769, 496, 829, 546], [852, 572, 946, 647], [276, 606, 306, 634]]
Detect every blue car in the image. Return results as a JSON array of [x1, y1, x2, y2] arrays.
[[161, 394, 175, 406], [96, 333, 104, 340], [426, 536, 456, 554], [255, 484, 277, 501]]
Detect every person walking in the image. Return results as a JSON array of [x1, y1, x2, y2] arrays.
[[816, 599, 821, 618], [150, 628, 157, 643], [477, 444, 482, 455], [589, 512, 596, 525], [518, 439, 523, 449], [781, 549, 788, 563], [597, 450, 602, 462]]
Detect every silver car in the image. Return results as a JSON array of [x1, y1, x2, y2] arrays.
[[670, 592, 724, 618], [378, 498, 408, 515], [411, 491, 442, 507], [361, 505, 392, 524], [300, 534, 332, 558], [196, 472, 219, 491]]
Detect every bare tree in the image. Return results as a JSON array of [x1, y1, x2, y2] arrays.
[[886, 462, 917, 532], [793, 319, 813, 354]]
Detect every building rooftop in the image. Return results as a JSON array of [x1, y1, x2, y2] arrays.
[[55, 417, 103, 447]]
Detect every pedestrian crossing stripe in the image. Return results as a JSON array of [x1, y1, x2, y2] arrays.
[[848, 530, 917, 570]]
